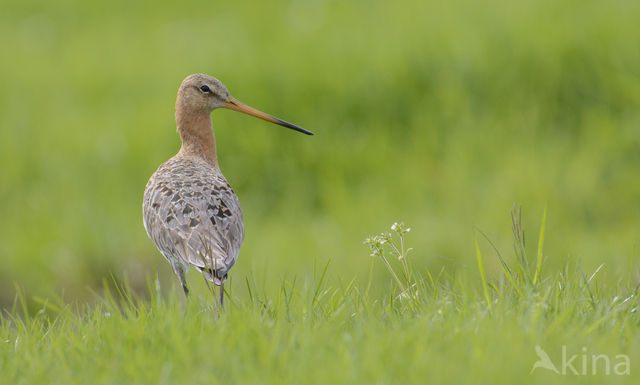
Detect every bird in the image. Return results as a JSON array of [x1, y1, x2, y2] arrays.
[[143, 73, 313, 307]]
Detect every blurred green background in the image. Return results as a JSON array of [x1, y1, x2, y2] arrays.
[[1, 0, 639, 307]]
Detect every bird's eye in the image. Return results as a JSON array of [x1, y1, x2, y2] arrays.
[[200, 85, 211, 93]]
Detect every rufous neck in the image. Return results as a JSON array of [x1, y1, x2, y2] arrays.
[[175, 107, 219, 168]]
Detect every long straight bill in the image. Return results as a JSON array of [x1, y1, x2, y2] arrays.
[[223, 96, 313, 135]]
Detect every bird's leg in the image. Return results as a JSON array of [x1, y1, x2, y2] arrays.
[[219, 283, 224, 309], [179, 286, 188, 315], [170, 261, 189, 291], [170, 261, 189, 313]]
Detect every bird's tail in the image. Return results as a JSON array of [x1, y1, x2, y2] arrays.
[[196, 266, 227, 286]]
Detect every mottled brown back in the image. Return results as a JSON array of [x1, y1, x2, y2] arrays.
[[143, 155, 244, 285]]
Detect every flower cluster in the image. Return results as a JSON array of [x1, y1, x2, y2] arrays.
[[363, 232, 391, 258], [390, 221, 411, 235], [364, 222, 412, 259]]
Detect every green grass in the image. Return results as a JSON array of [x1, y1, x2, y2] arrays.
[[2, 216, 639, 384]]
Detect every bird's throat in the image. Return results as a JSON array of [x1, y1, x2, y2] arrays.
[[176, 108, 219, 168]]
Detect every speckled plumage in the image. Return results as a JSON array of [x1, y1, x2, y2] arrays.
[[143, 156, 243, 289], [143, 73, 311, 303]]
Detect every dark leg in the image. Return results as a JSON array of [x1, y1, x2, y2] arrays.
[[171, 261, 189, 299], [174, 266, 189, 315], [219, 283, 224, 309]]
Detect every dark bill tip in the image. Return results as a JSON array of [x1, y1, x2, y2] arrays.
[[275, 118, 314, 135]]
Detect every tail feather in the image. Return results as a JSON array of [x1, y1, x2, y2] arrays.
[[196, 266, 227, 286]]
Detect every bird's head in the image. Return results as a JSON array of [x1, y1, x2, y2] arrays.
[[178, 73, 230, 111], [176, 73, 313, 135]]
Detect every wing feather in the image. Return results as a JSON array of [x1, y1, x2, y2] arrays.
[[143, 156, 244, 279]]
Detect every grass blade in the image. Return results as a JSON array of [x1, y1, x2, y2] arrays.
[[533, 205, 547, 285], [312, 259, 330, 307], [475, 238, 492, 307]]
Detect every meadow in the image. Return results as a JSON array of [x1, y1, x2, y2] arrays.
[[1, 0, 639, 383]]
